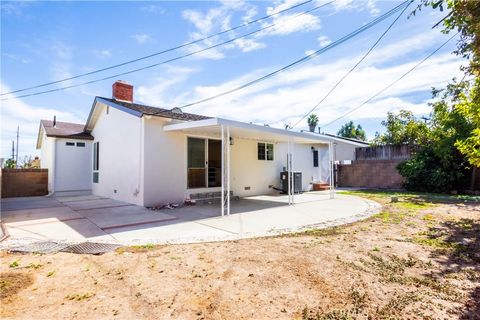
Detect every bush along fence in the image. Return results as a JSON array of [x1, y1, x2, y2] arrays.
[[1, 169, 48, 198]]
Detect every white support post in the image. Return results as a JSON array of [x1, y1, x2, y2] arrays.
[[227, 126, 231, 216], [291, 139, 295, 204], [221, 125, 225, 216], [287, 140, 291, 205], [329, 141, 334, 199]]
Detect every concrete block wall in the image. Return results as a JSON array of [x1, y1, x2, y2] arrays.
[[1, 169, 48, 198], [337, 159, 405, 189]]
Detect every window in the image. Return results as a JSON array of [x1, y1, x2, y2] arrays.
[[66, 142, 75, 146], [76, 142, 85, 147], [257, 143, 274, 161], [93, 142, 99, 183], [313, 150, 319, 167]]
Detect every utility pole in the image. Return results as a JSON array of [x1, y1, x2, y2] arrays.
[[11, 140, 15, 160], [16, 125, 19, 168]]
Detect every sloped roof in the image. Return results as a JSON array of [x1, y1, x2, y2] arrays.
[[98, 97, 211, 122], [40, 120, 93, 140]]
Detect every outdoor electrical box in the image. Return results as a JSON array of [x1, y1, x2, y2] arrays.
[[280, 171, 302, 194]]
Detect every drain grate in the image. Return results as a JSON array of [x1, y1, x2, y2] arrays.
[[10, 241, 70, 254], [60, 242, 122, 255]]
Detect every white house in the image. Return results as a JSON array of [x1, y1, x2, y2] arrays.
[[37, 81, 367, 210]]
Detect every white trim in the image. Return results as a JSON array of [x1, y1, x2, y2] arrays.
[[164, 117, 339, 144]]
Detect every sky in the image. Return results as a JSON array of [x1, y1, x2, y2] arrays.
[[0, 0, 467, 160]]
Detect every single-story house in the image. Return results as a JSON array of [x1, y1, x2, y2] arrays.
[[37, 81, 367, 213]]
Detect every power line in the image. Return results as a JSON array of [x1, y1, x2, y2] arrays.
[[321, 32, 458, 129], [2, 1, 335, 101], [290, 0, 413, 129], [1, 0, 315, 96], [177, 0, 410, 110]]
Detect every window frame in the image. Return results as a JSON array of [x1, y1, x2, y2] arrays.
[[257, 142, 274, 161], [65, 142, 75, 146], [76, 142, 85, 147], [313, 150, 319, 167], [93, 142, 99, 183]]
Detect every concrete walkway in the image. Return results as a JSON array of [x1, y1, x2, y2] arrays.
[[0, 192, 380, 246]]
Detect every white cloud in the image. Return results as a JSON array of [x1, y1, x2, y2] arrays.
[[0, 82, 84, 158], [305, 50, 315, 55], [331, 0, 379, 16], [260, 12, 321, 36], [131, 33, 154, 44], [135, 66, 200, 107], [93, 49, 112, 58], [317, 35, 331, 47], [140, 4, 165, 15], [3, 53, 32, 64], [182, 1, 266, 59], [51, 41, 72, 60], [165, 33, 464, 133], [233, 38, 266, 52]]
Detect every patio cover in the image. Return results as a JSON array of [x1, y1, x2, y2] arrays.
[[164, 117, 336, 216]]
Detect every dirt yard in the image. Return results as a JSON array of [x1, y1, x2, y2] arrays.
[[1, 191, 479, 320]]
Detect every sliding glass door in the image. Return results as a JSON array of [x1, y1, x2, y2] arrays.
[[187, 137, 221, 189]]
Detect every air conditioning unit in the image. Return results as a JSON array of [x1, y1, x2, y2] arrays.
[[280, 171, 302, 194]]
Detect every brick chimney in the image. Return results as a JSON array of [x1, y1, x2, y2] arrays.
[[112, 80, 133, 102]]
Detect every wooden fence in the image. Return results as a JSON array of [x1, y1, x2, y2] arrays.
[[355, 145, 418, 161]]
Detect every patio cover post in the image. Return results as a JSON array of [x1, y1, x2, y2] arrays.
[[329, 141, 334, 199], [287, 139, 291, 205], [221, 125, 225, 216], [227, 126, 231, 216], [291, 138, 295, 204]]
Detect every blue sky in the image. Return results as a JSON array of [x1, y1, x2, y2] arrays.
[[1, 0, 465, 160]]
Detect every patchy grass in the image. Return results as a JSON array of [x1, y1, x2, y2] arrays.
[[65, 293, 94, 301], [0, 189, 478, 319], [116, 243, 158, 254], [9, 260, 19, 268], [0, 272, 34, 299]]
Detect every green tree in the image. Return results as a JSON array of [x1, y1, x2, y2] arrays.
[[4, 159, 16, 168], [337, 121, 366, 141], [397, 82, 475, 192], [454, 78, 480, 167], [372, 110, 430, 146]]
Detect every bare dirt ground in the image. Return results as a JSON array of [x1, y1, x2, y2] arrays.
[[1, 191, 479, 320]]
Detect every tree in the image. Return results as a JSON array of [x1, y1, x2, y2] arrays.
[[307, 114, 319, 132], [454, 78, 480, 167], [397, 82, 475, 192], [372, 110, 430, 146], [337, 121, 366, 141], [3, 159, 16, 168]]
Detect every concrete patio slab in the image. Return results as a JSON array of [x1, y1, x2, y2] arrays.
[[80, 205, 177, 229], [106, 220, 235, 243], [54, 195, 105, 203], [0, 192, 381, 246], [1, 206, 82, 224], [1, 198, 63, 211], [5, 218, 115, 242], [64, 198, 130, 211]]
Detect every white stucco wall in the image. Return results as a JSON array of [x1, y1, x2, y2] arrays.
[[54, 138, 92, 192], [143, 117, 187, 206], [40, 134, 55, 193], [90, 103, 144, 205]]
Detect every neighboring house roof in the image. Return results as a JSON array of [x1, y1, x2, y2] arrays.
[[36, 120, 94, 149], [323, 133, 369, 146]]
